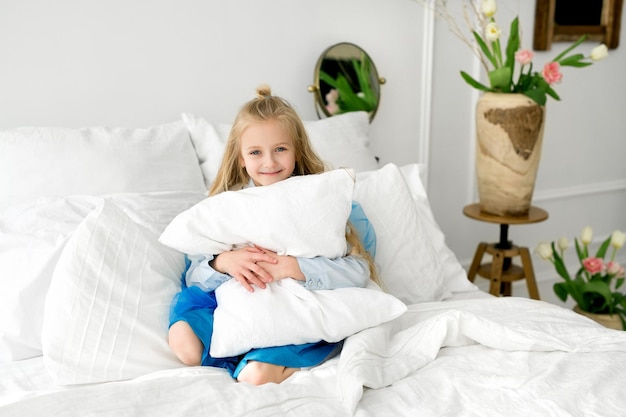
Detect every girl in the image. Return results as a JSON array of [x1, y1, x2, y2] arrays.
[[168, 85, 378, 385]]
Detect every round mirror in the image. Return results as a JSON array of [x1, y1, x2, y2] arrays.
[[308, 42, 385, 122]]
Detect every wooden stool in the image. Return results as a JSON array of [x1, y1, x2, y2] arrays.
[[463, 204, 548, 300]]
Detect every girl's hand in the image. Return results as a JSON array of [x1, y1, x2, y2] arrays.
[[255, 246, 305, 282], [212, 246, 278, 292]]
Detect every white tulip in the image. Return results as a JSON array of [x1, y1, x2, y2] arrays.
[[590, 44, 608, 61], [557, 237, 569, 252], [481, 0, 497, 18], [535, 242, 553, 260], [611, 230, 626, 249], [485, 22, 501, 42], [580, 226, 593, 245]]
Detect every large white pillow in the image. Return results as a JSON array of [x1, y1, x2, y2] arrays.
[[0, 121, 206, 209], [354, 163, 449, 303], [182, 111, 379, 189], [0, 191, 205, 363], [210, 279, 406, 358], [42, 201, 187, 385], [397, 164, 477, 295], [159, 169, 355, 258]]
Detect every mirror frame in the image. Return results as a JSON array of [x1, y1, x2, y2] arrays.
[[308, 42, 385, 122], [533, 0, 623, 50]]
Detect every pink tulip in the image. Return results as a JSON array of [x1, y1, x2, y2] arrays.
[[542, 62, 563, 84], [582, 257, 605, 275], [607, 261, 625, 278], [515, 49, 534, 65]]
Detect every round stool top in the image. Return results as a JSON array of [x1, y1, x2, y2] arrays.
[[463, 203, 548, 225]]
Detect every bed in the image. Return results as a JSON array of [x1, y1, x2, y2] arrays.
[[2, 111, 626, 417]]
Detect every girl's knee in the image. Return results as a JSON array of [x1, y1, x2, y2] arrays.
[[168, 321, 202, 366], [237, 361, 298, 385]]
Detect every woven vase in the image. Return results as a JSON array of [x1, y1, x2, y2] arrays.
[[475, 93, 545, 216]]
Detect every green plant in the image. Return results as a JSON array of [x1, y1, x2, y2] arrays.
[[536, 228, 626, 329], [320, 54, 377, 115], [419, 0, 608, 105]]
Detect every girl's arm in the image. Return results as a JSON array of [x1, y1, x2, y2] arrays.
[[186, 246, 277, 292]]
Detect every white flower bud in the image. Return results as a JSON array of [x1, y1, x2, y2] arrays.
[[535, 242, 553, 260], [611, 230, 626, 249], [485, 22, 501, 42], [590, 44, 608, 61], [580, 226, 593, 245], [557, 237, 569, 251], [481, 0, 497, 18]]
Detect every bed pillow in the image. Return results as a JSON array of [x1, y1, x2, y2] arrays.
[[42, 201, 187, 385], [0, 191, 205, 362], [159, 169, 355, 258], [354, 163, 449, 303], [210, 278, 406, 358], [181, 113, 226, 188], [397, 164, 477, 295], [182, 111, 378, 189], [0, 121, 206, 209]]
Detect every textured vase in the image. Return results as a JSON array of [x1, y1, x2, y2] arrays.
[[574, 305, 623, 330], [475, 93, 545, 216]]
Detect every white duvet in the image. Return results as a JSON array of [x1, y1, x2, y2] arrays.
[[2, 296, 626, 417]]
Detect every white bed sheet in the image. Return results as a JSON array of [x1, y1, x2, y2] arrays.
[[2, 290, 625, 417]]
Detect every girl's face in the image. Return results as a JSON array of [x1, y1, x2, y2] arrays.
[[239, 120, 296, 186]]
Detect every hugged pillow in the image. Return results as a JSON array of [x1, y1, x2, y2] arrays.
[[0, 121, 206, 209], [159, 169, 355, 258], [42, 201, 187, 385], [182, 111, 378, 188], [210, 279, 406, 358]]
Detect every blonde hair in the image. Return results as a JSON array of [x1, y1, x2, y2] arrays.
[[210, 84, 378, 284]]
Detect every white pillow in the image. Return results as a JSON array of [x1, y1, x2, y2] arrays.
[[397, 164, 477, 295], [182, 111, 379, 188], [159, 169, 355, 258], [42, 201, 187, 385], [0, 192, 205, 362], [181, 113, 225, 188], [210, 279, 406, 358], [354, 163, 449, 303], [0, 121, 206, 209]]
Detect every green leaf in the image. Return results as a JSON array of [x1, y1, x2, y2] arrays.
[[552, 34, 588, 63], [504, 17, 520, 69], [559, 53, 593, 68], [553, 282, 569, 302], [488, 67, 512, 91], [595, 236, 612, 258], [523, 89, 546, 106], [473, 31, 498, 68], [460, 71, 491, 91], [581, 280, 612, 311]]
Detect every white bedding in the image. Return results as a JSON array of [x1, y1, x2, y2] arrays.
[[2, 295, 625, 417], [2, 115, 626, 417]]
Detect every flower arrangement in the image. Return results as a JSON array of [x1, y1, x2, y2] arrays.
[[421, 0, 608, 105], [535, 228, 626, 329]]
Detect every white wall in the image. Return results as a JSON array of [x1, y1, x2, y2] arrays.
[[1, 0, 624, 305]]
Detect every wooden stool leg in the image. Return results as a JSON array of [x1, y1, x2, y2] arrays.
[[489, 251, 504, 296], [520, 247, 540, 300], [502, 281, 512, 297], [467, 242, 488, 282]]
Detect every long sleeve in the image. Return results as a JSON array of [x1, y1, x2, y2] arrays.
[[185, 254, 230, 292], [298, 201, 377, 290]]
